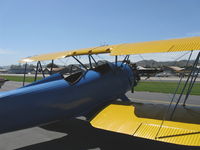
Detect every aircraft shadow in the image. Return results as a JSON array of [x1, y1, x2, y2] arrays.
[[17, 118, 199, 150], [113, 100, 200, 125]]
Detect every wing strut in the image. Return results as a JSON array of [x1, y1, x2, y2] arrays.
[[88, 55, 94, 69], [155, 50, 196, 139], [170, 51, 200, 118], [72, 56, 87, 70], [22, 62, 27, 86], [90, 55, 98, 66], [183, 56, 200, 106], [49, 60, 54, 75], [34, 61, 46, 82]]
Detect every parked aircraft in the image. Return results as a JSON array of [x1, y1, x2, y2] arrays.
[[1, 36, 200, 149]]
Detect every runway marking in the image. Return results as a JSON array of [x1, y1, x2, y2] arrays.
[[128, 97, 200, 107]]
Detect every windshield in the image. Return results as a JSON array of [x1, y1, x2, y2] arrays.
[[64, 61, 112, 84]]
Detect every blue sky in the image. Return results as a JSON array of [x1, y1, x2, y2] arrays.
[[1, 0, 200, 65]]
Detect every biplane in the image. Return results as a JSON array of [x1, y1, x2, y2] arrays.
[[1, 36, 200, 149]]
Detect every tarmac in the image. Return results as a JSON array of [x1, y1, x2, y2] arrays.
[[0, 81, 199, 150]]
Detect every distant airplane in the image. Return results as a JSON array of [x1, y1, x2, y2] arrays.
[[1, 36, 200, 148], [135, 65, 163, 79]]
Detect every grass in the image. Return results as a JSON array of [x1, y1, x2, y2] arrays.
[[0, 75, 199, 96], [0, 75, 42, 83], [135, 81, 200, 95]]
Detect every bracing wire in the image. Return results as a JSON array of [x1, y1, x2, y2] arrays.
[[174, 51, 191, 62], [154, 50, 194, 139], [58, 58, 68, 66]]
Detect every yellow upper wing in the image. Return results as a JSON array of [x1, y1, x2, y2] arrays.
[[20, 36, 200, 63], [19, 46, 111, 63], [110, 36, 200, 55]]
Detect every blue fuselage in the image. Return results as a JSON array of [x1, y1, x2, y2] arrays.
[[0, 62, 134, 133]]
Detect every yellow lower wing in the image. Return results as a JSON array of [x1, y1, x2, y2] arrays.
[[90, 104, 200, 146]]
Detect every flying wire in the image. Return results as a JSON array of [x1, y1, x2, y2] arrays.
[[155, 50, 193, 139]]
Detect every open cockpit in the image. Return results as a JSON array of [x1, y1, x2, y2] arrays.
[[64, 61, 112, 84]]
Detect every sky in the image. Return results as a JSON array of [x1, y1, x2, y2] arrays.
[[0, 0, 200, 65]]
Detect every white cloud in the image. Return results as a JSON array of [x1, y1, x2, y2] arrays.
[[161, 32, 200, 41], [0, 48, 15, 55], [185, 32, 200, 37]]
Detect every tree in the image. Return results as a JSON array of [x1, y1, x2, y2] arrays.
[[46, 63, 59, 68]]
